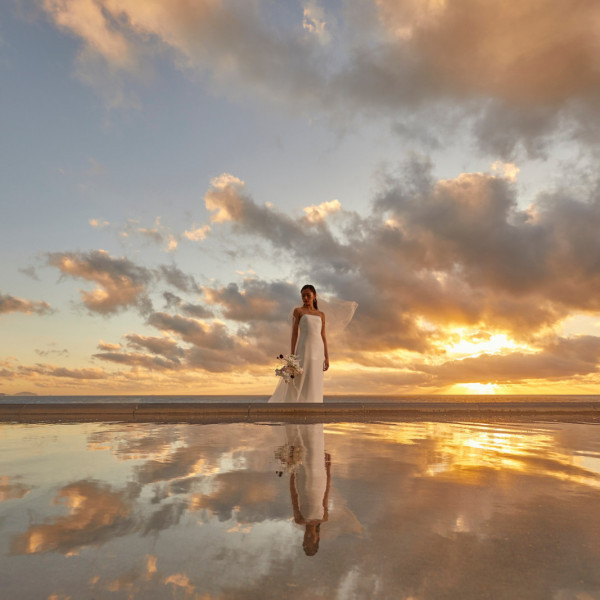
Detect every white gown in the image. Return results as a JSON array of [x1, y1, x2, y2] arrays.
[[284, 424, 327, 520], [268, 314, 324, 403]]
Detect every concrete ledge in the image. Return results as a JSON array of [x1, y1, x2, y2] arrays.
[[1, 401, 600, 423]]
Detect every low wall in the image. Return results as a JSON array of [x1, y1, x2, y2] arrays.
[[1, 401, 600, 423]]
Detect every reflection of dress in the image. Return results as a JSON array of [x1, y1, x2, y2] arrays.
[[287, 424, 328, 521], [275, 424, 329, 521], [268, 314, 324, 403]]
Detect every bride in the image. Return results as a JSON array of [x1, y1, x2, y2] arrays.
[[268, 284, 328, 403]]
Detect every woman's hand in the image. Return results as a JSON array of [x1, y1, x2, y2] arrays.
[[323, 358, 329, 371]]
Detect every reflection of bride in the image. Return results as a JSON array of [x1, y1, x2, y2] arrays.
[[275, 424, 331, 556], [268, 284, 357, 404]]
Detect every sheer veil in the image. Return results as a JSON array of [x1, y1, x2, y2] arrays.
[[317, 296, 358, 335], [289, 295, 358, 335]]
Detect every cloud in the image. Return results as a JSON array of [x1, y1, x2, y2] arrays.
[[89, 218, 110, 229], [98, 340, 122, 351], [113, 309, 275, 373], [95, 333, 186, 371], [162, 292, 213, 319], [37, 0, 600, 155], [183, 225, 210, 241], [125, 217, 175, 250], [42, 0, 134, 68], [102, 217, 180, 252], [157, 264, 200, 294], [11, 480, 135, 555], [375, 0, 599, 104], [18, 266, 40, 281], [147, 312, 232, 350], [490, 161, 520, 182], [203, 279, 297, 322], [303, 199, 342, 223], [45, 161, 595, 389], [302, 0, 330, 45], [136, 226, 163, 245], [93, 350, 182, 371], [205, 173, 248, 223], [203, 173, 345, 262], [198, 161, 600, 365], [16, 364, 109, 380], [124, 333, 183, 358], [416, 335, 600, 386], [18, 155, 600, 390], [167, 235, 178, 252], [40, 0, 142, 108], [0, 291, 53, 316], [35, 347, 69, 358], [47, 250, 153, 315]]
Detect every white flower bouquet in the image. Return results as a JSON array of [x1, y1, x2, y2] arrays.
[[274, 443, 304, 474], [274, 353, 303, 383]]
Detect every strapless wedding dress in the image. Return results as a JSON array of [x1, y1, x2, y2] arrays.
[[268, 314, 324, 403], [284, 424, 327, 520]]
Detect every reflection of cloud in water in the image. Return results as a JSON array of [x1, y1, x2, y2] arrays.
[[4, 421, 600, 599], [188, 471, 283, 522], [11, 480, 136, 555], [0, 476, 30, 502]]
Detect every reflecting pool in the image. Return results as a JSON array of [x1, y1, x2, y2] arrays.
[[1, 420, 600, 599]]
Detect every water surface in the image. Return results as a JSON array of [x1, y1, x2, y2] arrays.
[[1, 420, 600, 599]]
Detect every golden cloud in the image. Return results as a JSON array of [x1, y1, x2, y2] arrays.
[[47, 249, 153, 315], [376, 0, 600, 105], [37, 0, 600, 153], [303, 199, 342, 223], [0, 290, 53, 316]]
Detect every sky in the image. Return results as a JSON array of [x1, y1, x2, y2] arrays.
[[2, 0, 600, 396]]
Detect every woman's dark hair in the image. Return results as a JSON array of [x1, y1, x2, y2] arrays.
[[303, 523, 321, 556], [301, 284, 318, 310]]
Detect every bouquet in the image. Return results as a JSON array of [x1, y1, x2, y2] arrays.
[[274, 353, 303, 383], [274, 443, 304, 474]]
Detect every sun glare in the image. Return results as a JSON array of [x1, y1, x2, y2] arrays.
[[448, 332, 518, 357], [455, 382, 498, 394]]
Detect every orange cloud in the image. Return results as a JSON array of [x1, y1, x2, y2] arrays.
[[303, 199, 342, 223], [376, 0, 600, 105], [0, 291, 53, 316], [43, 0, 135, 69], [3, 158, 597, 393], [47, 250, 153, 315], [417, 335, 600, 386], [37, 0, 600, 155]]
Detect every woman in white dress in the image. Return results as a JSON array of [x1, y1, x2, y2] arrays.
[[268, 284, 328, 403]]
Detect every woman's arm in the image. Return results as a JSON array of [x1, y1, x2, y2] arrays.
[[322, 452, 332, 522], [291, 308, 300, 355], [321, 313, 329, 371], [290, 472, 305, 524]]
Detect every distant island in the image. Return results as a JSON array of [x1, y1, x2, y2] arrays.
[[13, 392, 38, 396]]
